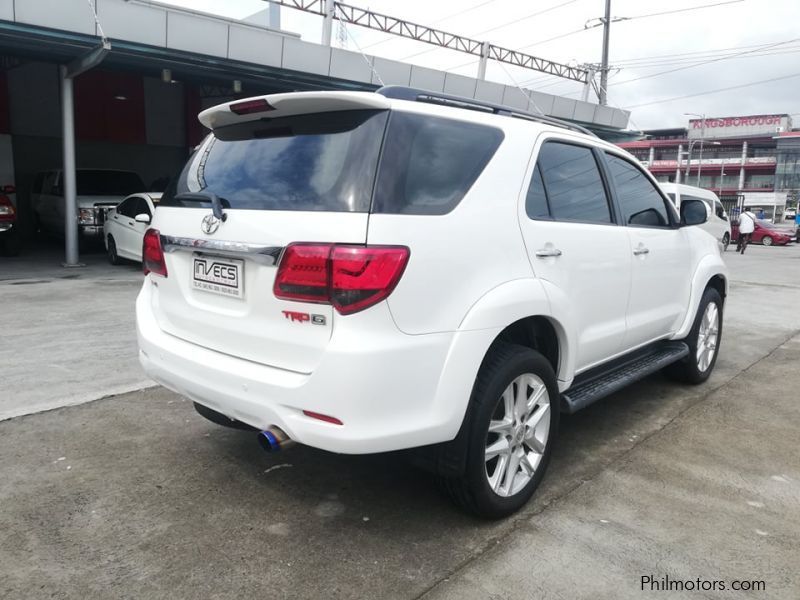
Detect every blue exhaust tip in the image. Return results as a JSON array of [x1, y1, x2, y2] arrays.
[[258, 430, 281, 452]]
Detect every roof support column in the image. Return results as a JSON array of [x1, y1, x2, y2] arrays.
[[60, 39, 110, 267], [322, 0, 335, 46], [60, 66, 79, 266], [738, 140, 747, 191]]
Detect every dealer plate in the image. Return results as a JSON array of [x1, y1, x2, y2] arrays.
[[192, 256, 244, 299]]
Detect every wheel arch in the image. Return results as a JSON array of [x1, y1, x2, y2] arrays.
[[673, 257, 729, 340], [413, 280, 572, 478]]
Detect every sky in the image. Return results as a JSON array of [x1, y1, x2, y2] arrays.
[[158, 0, 800, 131]]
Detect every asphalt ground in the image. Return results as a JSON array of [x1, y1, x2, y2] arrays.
[[1, 241, 798, 599]]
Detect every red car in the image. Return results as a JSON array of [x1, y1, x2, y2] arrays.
[[731, 219, 793, 246]]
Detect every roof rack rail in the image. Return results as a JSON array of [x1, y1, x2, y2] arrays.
[[376, 85, 596, 137]]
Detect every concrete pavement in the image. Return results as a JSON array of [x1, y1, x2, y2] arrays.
[[0, 243, 798, 599], [1, 243, 153, 421]]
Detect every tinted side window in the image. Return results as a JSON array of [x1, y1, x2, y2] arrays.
[[536, 142, 611, 223], [138, 197, 153, 216], [715, 200, 727, 220], [116, 199, 134, 218], [373, 112, 504, 215], [605, 153, 670, 227], [525, 165, 550, 219]]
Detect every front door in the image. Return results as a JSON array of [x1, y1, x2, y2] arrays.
[[519, 139, 632, 373]]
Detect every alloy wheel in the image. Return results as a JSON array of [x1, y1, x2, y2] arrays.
[[696, 302, 719, 372], [485, 373, 550, 497]]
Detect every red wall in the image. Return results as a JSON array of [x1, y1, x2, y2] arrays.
[[74, 70, 145, 144]]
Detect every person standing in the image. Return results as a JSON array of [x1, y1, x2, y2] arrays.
[[737, 209, 756, 254]]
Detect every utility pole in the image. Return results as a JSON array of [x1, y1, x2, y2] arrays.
[[599, 0, 611, 105], [321, 0, 335, 46]]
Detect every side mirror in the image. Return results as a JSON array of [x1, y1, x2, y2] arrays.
[[680, 199, 708, 226], [134, 213, 151, 224]]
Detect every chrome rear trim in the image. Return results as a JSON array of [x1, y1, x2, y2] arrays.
[[160, 235, 283, 266]]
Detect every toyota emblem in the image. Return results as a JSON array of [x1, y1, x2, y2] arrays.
[[201, 213, 221, 235]]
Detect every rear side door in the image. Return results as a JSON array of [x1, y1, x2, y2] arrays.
[[519, 138, 632, 372], [601, 152, 692, 349]]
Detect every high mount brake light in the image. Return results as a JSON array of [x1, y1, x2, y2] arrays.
[[274, 243, 410, 315], [142, 229, 168, 277], [229, 98, 274, 115]]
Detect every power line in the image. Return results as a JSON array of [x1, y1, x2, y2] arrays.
[[613, 40, 800, 66], [360, 0, 503, 50], [624, 71, 800, 109], [613, 47, 800, 70], [444, 25, 587, 72], [616, 0, 746, 23], [397, 0, 581, 62], [609, 37, 800, 87]]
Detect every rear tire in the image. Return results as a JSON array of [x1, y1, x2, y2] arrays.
[[761, 235, 773, 246], [107, 235, 122, 265], [663, 287, 723, 384], [439, 342, 559, 519]]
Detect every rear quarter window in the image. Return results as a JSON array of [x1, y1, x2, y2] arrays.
[[372, 112, 504, 215]]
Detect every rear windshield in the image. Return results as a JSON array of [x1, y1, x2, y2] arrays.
[[162, 109, 503, 214], [77, 170, 145, 196], [163, 110, 387, 212]]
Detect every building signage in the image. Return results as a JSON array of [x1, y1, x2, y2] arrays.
[[647, 157, 776, 170], [688, 114, 791, 140]]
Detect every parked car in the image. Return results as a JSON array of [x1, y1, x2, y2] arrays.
[[660, 183, 732, 251], [104, 193, 161, 264], [731, 218, 793, 246], [32, 169, 146, 243], [0, 191, 20, 256], [784, 207, 797, 220], [136, 87, 727, 518]]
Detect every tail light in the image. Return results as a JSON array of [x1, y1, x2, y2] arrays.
[[142, 229, 168, 277], [274, 243, 409, 315], [0, 195, 14, 223]]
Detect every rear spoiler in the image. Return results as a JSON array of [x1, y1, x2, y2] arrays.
[[198, 91, 390, 130]]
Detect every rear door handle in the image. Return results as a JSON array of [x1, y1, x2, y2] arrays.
[[535, 248, 562, 258], [633, 246, 650, 256]]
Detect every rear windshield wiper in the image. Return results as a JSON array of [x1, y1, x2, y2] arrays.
[[174, 191, 228, 221]]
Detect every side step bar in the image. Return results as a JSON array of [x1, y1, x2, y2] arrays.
[[560, 341, 689, 414]]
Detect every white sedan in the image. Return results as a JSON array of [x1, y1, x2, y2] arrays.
[[103, 192, 161, 264]]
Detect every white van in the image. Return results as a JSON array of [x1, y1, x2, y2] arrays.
[[660, 183, 732, 251]]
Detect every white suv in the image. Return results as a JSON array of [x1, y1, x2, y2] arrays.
[[137, 87, 728, 518]]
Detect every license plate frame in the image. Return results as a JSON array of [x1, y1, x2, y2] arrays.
[[192, 255, 244, 299]]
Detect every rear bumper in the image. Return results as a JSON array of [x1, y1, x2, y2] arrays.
[[137, 279, 488, 454], [80, 225, 104, 239]]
